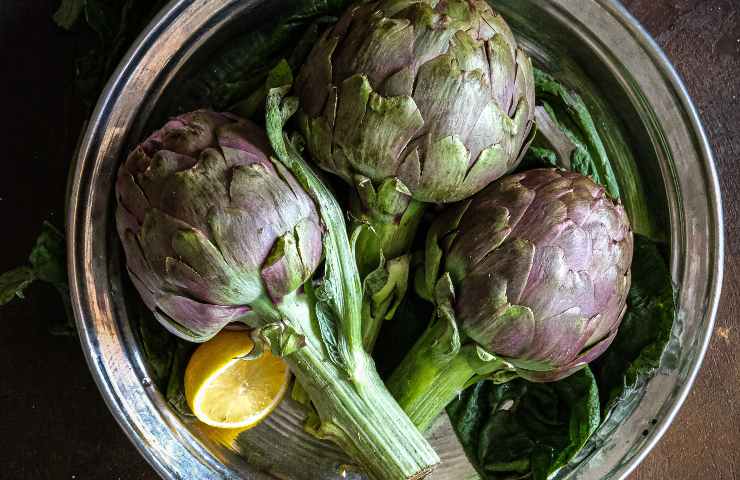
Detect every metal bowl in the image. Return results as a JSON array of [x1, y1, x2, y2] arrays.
[[67, 1, 724, 479]]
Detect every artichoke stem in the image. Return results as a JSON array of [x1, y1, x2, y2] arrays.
[[287, 339, 439, 479], [268, 301, 439, 480], [387, 320, 477, 432], [353, 196, 426, 352], [361, 303, 386, 352], [353, 197, 426, 278]]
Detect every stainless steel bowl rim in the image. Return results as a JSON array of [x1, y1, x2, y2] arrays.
[[67, 1, 724, 479], [597, 3, 723, 477]]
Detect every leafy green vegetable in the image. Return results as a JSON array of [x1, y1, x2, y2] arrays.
[[136, 303, 196, 415], [526, 69, 619, 198], [28, 224, 67, 288], [593, 235, 675, 411], [0, 222, 73, 335], [525, 68, 660, 240], [0, 268, 36, 305], [450, 72, 676, 479], [448, 367, 600, 480], [555, 235, 675, 476], [170, 0, 354, 113], [166, 339, 197, 416], [53, 0, 168, 106]]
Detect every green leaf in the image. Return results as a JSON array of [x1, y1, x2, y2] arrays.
[[137, 305, 176, 389], [0, 267, 36, 305], [556, 235, 676, 476], [303, 270, 345, 367], [528, 68, 661, 240], [593, 235, 676, 410], [171, 0, 354, 113], [28, 222, 67, 287], [53, 0, 86, 30], [166, 338, 197, 417], [361, 253, 410, 349], [1, 222, 73, 335], [419, 200, 471, 301], [447, 367, 601, 480], [533, 69, 618, 198], [258, 322, 307, 358], [314, 292, 345, 367], [32, 223, 75, 335]]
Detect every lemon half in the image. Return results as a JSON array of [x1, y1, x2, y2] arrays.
[[184, 330, 290, 429]]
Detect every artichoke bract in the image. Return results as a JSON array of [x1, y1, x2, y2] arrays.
[[296, 0, 536, 348], [116, 110, 439, 480], [388, 168, 633, 431]]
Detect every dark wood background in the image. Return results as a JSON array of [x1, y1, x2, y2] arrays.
[[0, 0, 737, 478]]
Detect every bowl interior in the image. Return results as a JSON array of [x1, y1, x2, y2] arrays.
[[69, 1, 722, 480]]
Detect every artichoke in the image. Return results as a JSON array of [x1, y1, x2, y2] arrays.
[[116, 110, 439, 479], [296, 0, 536, 348], [388, 168, 633, 431], [116, 110, 322, 341]]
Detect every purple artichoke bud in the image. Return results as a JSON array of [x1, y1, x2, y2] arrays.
[[115, 110, 323, 342], [389, 169, 632, 431], [296, 0, 535, 204], [446, 168, 633, 381]]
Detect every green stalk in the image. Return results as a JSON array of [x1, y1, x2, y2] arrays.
[[384, 304, 476, 432], [352, 192, 427, 278], [265, 85, 440, 479], [351, 176, 427, 351], [388, 342, 476, 432], [284, 318, 437, 480], [386, 281, 513, 432], [251, 296, 439, 479]]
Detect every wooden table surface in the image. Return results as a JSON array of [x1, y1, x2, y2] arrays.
[[0, 0, 737, 478]]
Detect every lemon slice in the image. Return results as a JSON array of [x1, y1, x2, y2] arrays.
[[184, 330, 290, 429]]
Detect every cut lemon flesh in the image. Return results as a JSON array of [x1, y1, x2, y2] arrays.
[[184, 330, 290, 429]]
